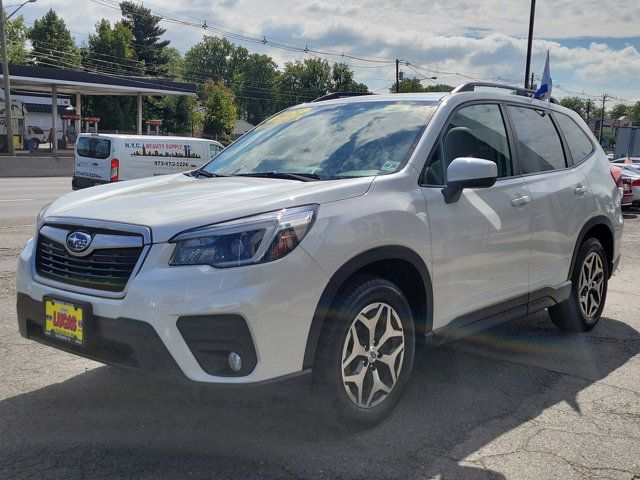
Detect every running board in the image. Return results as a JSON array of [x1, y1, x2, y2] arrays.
[[426, 281, 572, 346]]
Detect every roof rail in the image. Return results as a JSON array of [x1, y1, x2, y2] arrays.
[[311, 92, 374, 102], [451, 82, 558, 104]]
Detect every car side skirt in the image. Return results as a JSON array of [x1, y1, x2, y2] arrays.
[[428, 281, 572, 346]]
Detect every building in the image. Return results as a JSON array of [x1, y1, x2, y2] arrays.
[[588, 116, 634, 138], [232, 119, 255, 138], [0, 90, 72, 132], [0, 64, 196, 155], [614, 126, 640, 158]]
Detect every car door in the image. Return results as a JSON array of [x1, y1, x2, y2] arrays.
[[506, 105, 596, 291], [420, 103, 533, 329]]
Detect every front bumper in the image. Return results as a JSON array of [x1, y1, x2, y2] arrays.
[[16, 237, 329, 384], [17, 293, 185, 379]]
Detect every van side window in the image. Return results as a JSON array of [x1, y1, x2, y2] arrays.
[[210, 144, 223, 158], [555, 113, 594, 164], [508, 106, 566, 173], [422, 104, 512, 185]]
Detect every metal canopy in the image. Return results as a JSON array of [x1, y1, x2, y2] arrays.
[[0, 65, 196, 97]]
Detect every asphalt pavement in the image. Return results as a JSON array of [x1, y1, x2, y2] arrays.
[[1, 178, 639, 480]]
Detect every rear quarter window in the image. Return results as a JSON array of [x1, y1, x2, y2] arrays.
[[555, 113, 594, 164], [76, 137, 111, 160], [508, 106, 567, 174]]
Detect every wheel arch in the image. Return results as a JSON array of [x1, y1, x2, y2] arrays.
[[569, 215, 615, 278], [302, 246, 433, 370]]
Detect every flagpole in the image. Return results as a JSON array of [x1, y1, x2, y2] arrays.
[[524, 0, 536, 89]]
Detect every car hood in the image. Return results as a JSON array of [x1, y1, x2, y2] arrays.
[[44, 174, 373, 242]]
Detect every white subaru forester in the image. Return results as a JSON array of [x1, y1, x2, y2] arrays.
[[17, 84, 623, 426]]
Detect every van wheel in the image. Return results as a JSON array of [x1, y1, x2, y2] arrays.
[[312, 275, 415, 428], [549, 238, 608, 332]]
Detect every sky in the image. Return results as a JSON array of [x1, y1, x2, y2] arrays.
[[16, 0, 640, 104]]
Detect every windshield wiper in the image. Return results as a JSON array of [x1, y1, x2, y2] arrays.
[[185, 169, 229, 179], [234, 171, 321, 182]]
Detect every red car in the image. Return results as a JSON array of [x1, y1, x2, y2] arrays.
[[612, 166, 634, 207]]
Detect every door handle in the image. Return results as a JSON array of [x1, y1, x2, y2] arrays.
[[511, 195, 531, 207], [574, 185, 588, 195]]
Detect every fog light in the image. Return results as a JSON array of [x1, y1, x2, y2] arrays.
[[228, 352, 242, 372]]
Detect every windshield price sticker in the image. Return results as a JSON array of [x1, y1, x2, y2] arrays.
[[381, 161, 400, 171]]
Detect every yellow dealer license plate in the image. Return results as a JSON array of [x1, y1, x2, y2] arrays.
[[44, 298, 86, 346]]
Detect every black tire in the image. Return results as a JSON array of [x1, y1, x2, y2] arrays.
[[549, 238, 608, 332], [312, 274, 415, 428]]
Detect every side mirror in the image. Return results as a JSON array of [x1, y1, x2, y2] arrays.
[[442, 157, 498, 204]]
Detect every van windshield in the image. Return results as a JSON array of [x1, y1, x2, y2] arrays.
[[201, 101, 437, 179], [77, 137, 111, 160]]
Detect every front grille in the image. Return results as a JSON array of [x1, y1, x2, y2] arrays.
[[36, 235, 143, 292]]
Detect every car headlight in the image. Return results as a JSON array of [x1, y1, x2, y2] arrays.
[[169, 204, 319, 268]]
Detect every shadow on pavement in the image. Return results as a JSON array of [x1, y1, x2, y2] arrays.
[[1, 312, 638, 479]]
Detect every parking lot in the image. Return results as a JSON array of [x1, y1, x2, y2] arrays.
[[1, 177, 639, 480]]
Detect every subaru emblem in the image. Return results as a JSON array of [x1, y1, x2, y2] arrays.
[[66, 231, 92, 253]]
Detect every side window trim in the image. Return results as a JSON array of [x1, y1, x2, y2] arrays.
[[418, 101, 517, 187], [504, 103, 569, 176], [548, 111, 573, 167], [498, 102, 521, 179]]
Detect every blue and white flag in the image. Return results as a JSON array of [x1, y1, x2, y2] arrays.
[[533, 51, 552, 101]]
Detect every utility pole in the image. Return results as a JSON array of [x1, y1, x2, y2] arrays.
[[586, 99, 591, 124], [524, 0, 536, 89], [395, 59, 400, 93], [598, 94, 608, 145], [0, 0, 14, 155]]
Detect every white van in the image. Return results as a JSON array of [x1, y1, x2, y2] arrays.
[[72, 134, 224, 189]]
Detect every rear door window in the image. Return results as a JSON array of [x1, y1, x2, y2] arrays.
[[77, 137, 111, 159], [508, 106, 566, 174], [555, 113, 594, 164]]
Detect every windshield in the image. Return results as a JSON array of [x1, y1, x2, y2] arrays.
[[201, 101, 437, 179]]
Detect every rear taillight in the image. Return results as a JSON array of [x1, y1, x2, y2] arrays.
[[110, 158, 119, 182], [610, 167, 622, 187], [632, 179, 640, 187]]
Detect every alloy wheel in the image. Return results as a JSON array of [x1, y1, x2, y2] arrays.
[[578, 252, 604, 318], [341, 302, 405, 408]]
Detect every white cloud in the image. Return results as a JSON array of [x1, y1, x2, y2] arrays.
[[20, 0, 640, 101]]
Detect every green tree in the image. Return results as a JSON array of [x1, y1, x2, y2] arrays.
[[609, 103, 630, 120], [389, 78, 425, 93], [5, 14, 28, 64], [161, 95, 196, 134], [183, 36, 241, 86], [202, 80, 237, 139], [233, 53, 280, 125], [82, 19, 141, 131], [85, 19, 140, 75], [332, 63, 368, 92], [628, 101, 640, 125], [159, 47, 183, 79], [28, 9, 80, 68], [423, 83, 454, 93], [275, 58, 332, 107], [120, 1, 170, 74], [591, 106, 604, 122], [559, 96, 587, 119]]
